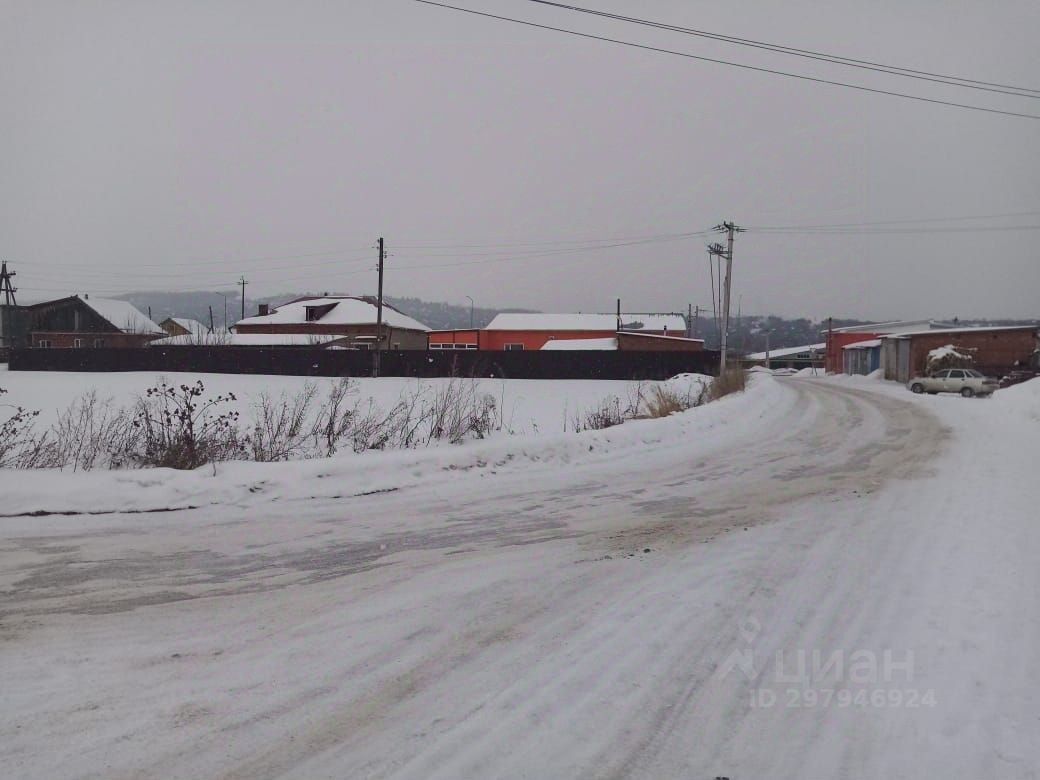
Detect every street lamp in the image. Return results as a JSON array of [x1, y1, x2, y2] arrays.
[[465, 295, 474, 329]]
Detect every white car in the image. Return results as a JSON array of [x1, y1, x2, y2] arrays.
[[908, 368, 998, 397]]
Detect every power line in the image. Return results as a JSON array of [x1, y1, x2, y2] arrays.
[[746, 224, 1040, 236], [523, 0, 1040, 98], [411, 0, 1040, 120], [747, 209, 1040, 230]]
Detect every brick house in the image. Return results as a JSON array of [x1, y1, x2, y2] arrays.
[[27, 295, 164, 348], [233, 296, 430, 350]]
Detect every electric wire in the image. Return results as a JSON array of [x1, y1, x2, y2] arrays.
[[412, 0, 1040, 120], [523, 0, 1040, 98]]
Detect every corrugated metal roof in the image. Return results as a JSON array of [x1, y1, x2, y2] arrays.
[[486, 312, 687, 332]]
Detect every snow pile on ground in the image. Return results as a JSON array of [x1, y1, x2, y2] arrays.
[[993, 376, 1040, 423]]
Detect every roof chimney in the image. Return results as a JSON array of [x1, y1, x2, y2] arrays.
[[258, 303, 270, 316]]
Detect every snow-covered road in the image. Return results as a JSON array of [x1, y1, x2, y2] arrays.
[[2, 376, 1037, 779]]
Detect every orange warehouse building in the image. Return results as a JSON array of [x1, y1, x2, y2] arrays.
[[429, 312, 699, 351]]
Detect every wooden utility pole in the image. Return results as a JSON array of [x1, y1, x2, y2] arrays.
[[238, 276, 248, 322], [373, 237, 385, 377], [714, 221, 742, 372], [208, 306, 215, 334], [693, 305, 700, 338]]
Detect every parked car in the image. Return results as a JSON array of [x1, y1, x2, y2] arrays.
[[908, 368, 998, 397]]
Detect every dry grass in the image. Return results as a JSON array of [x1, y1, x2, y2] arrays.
[[709, 368, 747, 401], [642, 385, 692, 418]]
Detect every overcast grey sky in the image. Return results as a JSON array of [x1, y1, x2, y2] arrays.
[[2, 0, 1038, 320]]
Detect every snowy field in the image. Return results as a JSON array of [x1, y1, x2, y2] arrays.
[[1, 371, 1038, 778]]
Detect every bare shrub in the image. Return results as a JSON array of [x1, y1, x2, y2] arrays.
[[579, 396, 626, 431], [310, 378, 358, 456], [250, 383, 317, 461], [129, 379, 245, 469], [424, 378, 498, 444], [39, 391, 138, 471], [709, 368, 748, 401], [0, 388, 42, 468]]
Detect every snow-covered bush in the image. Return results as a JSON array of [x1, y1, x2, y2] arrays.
[[926, 344, 975, 373]]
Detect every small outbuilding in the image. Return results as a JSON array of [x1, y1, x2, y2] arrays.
[[159, 317, 212, 339], [842, 339, 882, 375]]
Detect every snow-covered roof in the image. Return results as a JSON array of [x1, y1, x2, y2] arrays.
[[486, 312, 687, 332], [235, 297, 429, 332], [746, 342, 825, 360], [150, 333, 344, 347], [81, 297, 163, 334], [540, 337, 617, 350], [168, 317, 210, 335], [842, 339, 882, 350], [882, 325, 1038, 339]]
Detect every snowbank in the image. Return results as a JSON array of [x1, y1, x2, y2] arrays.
[[0, 372, 777, 517], [992, 376, 1040, 423]]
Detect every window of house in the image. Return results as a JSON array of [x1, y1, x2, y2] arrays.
[[392, 343, 400, 350], [465, 344, 477, 350], [73, 338, 83, 348], [354, 343, 370, 351], [429, 343, 443, 349], [504, 343, 525, 351], [38, 339, 52, 348], [93, 338, 106, 348]]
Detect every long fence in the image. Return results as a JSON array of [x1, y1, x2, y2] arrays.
[[8, 347, 719, 381]]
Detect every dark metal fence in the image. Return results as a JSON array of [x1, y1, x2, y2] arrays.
[[8, 347, 719, 381]]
